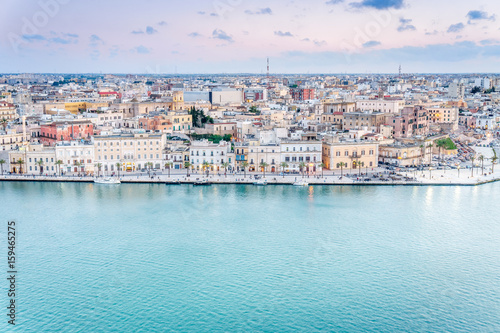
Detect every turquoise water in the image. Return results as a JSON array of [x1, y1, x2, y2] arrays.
[[1, 182, 499, 332]]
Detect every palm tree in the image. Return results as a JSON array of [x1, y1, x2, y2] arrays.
[[202, 161, 210, 177], [0, 118, 8, 131], [298, 162, 307, 178], [0, 159, 5, 175], [241, 161, 249, 178], [165, 162, 173, 178], [280, 162, 288, 178], [36, 159, 44, 175], [95, 163, 102, 177], [55, 160, 63, 176], [222, 162, 230, 177], [428, 143, 434, 164], [260, 162, 269, 178], [479, 155, 485, 175], [145, 162, 153, 176], [491, 148, 498, 173], [116, 162, 122, 177], [357, 161, 364, 176], [337, 162, 347, 178], [17, 159, 24, 174], [184, 162, 192, 176], [318, 163, 326, 177], [74, 161, 81, 174], [470, 156, 475, 177], [419, 144, 425, 166]]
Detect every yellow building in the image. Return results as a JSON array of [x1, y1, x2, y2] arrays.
[[322, 137, 379, 171]]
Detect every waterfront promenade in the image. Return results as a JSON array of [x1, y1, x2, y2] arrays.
[[1, 167, 499, 186]]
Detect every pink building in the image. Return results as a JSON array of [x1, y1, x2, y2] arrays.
[[390, 106, 430, 138], [40, 120, 94, 146]]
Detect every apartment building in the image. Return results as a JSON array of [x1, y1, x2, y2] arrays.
[[356, 100, 404, 113], [280, 141, 322, 173], [94, 132, 166, 173], [189, 140, 234, 172], [390, 106, 430, 138], [247, 143, 281, 172], [9, 144, 57, 175], [55, 141, 95, 174], [343, 112, 386, 131], [322, 137, 378, 171], [0, 101, 17, 121], [379, 143, 424, 167], [40, 120, 94, 146]]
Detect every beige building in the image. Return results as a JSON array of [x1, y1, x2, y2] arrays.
[[343, 112, 386, 131], [322, 137, 379, 171], [204, 122, 237, 137], [9, 144, 57, 175], [1, 131, 27, 151], [111, 92, 185, 118], [247, 143, 281, 173], [0, 101, 17, 121], [379, 143, 424, 167], [323, 102, 356, 114], [356, 99, 405, 113], [426, 106, 459, 131], [94, 132, 166, 173]]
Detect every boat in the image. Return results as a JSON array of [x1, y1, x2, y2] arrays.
[[166, 180, 181, 185], [94, 177, 121, 184], [194, 179, 211, 186], [292, 180, 309, 186], [253, 179, 268, 186]]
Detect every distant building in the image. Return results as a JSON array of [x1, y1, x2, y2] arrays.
[[322, 137, 378, 171], [0, 101, 17, 121], [40, 120, 94, 146], [290, 88, 315, 101]]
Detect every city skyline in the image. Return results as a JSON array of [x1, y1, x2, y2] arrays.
[[1, 0, 499, 74]]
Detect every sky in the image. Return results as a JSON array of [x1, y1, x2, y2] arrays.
[[0, 0, 499, 74]]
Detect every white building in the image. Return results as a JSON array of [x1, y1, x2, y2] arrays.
[[356, 100, 405, 114], [189, 140, 234, 172], [247, 143, 281, 173], [55, 141, 95, 174], [280, 141, 323, 173]]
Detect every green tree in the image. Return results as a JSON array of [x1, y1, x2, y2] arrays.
[[479, 155, 485, 175], [280, 162, 288, 178], [471, 156, 475, 177], [248, 106, 260, 115], [95, 163, 102, 177], [0, 118, 8, 130], [165, 162, 173, 178], [184, 162, 192, 176], [260, 162, 269, 178], [337, 162, 347, 178], [202, 161, 210, 176], [318, 163, 326, 177], [241, 161, 249, 178], [0, 159, 5, 175], [491, 148, 498, 173], [116, 162, 122, 177], [36, 159, 44, 175], [55, 160, 63, 176], [222, 162, 230, 177], [298, 162, 307, 178]]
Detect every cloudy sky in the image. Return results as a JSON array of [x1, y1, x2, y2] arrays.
[[0, 0, 499, 73]]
